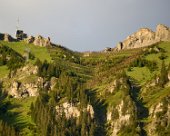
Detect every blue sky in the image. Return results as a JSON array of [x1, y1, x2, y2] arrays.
[[0, 0, 170, 51]]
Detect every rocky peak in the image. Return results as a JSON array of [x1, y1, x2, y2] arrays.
[[156, 24, 170, 41], [116, 24, 170, 51]]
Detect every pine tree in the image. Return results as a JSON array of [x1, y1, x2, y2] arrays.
[[89, 122, 95, 136], [168, 63, 170, 71], [159, 61, 168, 87]]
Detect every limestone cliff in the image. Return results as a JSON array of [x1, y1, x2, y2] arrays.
[[56, 102, 94, 119], [107, 97, 137, 136], [146, 96, 170, 136]]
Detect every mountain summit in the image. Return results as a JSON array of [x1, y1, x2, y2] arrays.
[[116, 24, 170, 51]]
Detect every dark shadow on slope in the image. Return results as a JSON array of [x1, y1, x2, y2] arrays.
[[86, 89, 107, 136], [128, 78, 149, 136], [0, 101, 32, 132]]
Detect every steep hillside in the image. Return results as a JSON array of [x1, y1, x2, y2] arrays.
[[0, 31, 170, 135]]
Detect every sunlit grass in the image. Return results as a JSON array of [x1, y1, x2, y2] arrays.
[[0, 65, 9, 79], [144, 87, 170, 108], [126, 67, 154, 85], [0, 41, 52, 62]]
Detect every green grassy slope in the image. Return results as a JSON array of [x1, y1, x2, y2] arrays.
[[1, 40, 170, 135], [127, 42, 170, 85], [0, 41, 51, 62], [0, 66, 9, 79]]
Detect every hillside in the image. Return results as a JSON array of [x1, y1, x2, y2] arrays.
[[0, 26, 170, 136]]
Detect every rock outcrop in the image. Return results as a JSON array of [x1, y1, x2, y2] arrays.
[[56, 102, 94, 119], [146, 96, 170, 136], [0, 31, 51, 47], [10, 81, 20, 98], [116, 24, 170, 51], [9, 80, 39, 98], [106, 80, 119, 94], [33, 35, 51, 47], [0, 33, 15, 42], [107, 99, 136, 136], [25, 35, 51, 47], [156, 24, 170, 41], [16, 65, 38, 76]]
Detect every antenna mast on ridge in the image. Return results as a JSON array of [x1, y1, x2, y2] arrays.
[[16, 17, 20, 30], [15, 17, 27, 40]]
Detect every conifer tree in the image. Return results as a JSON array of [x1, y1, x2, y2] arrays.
[[159, 61, 168, 87]]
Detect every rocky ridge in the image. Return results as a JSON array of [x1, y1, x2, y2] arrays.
[[0, 32, 51, 47], [116, 24, 170, 51], [25, 35, 51, 47]]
